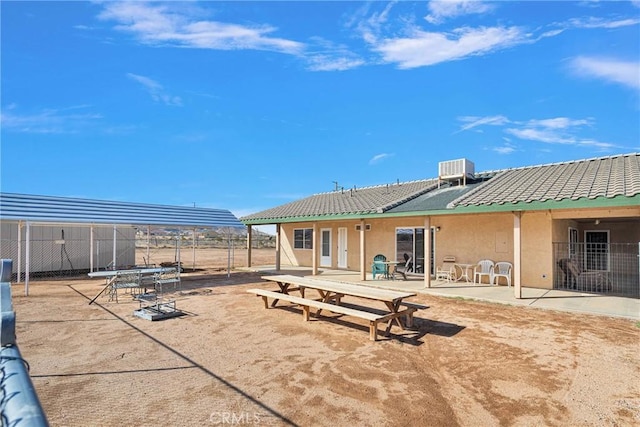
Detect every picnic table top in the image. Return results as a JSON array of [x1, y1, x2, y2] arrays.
[[88, 267, 176, 278], [261, 274, 416, 302]]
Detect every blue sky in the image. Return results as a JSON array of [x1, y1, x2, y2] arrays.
[[1, 1, 639, 231]]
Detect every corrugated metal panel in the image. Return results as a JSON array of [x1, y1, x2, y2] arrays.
[[0, 193, 245, 228]]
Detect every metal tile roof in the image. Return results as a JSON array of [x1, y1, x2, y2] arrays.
[[453, 153, 640, 207], [242, 153, 639, 223], [0, 193, 245, 228], [241, 179, 440, 222]]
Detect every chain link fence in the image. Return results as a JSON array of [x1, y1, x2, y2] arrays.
[[0, 223, 275, 281]]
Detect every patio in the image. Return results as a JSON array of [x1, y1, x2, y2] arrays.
[[244, 265, 640, 320]]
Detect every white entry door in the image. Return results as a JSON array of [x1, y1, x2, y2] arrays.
[[337, 227, 348, 269], [320, 229, 332, 267]]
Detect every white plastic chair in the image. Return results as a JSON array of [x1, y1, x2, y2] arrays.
[[473, 260, 494, 285], [435, 265, 454, 282], [493, 262, 513, 287]]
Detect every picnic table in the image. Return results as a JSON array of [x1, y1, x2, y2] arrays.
[[88, 267, 178, 304], [248, 274, 427, 341]]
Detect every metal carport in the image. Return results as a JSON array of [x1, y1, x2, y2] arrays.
[[0, 192, 245, 295]]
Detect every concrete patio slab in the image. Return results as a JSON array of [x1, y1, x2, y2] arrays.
[[242, 265, 640, 320]]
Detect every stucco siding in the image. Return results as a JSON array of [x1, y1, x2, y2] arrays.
[[521, 211, 554, 289]]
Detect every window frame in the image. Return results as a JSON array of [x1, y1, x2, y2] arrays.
[[293, 228, 313, 250]]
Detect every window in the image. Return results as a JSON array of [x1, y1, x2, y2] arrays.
[[585, 230, 609, 271], [569, 227, 578, 256], [294, 228, 313, 249]]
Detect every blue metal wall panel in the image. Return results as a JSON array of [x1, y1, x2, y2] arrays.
[[0, 193, 244, 228]]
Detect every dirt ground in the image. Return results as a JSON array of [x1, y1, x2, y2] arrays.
[[10, 249, 640, 426]]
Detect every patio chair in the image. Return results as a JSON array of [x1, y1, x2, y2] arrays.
[[402, 253, 414, 273], [435, 265, 454, 282], [492, 262, 512, 287], [393, 255, 413, 280], [473, 260, 495, 285], [371, 254, 388, 280], [557, 258, 611, 292]]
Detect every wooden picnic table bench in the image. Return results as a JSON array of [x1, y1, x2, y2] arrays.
[[250, 274, 427, 341]]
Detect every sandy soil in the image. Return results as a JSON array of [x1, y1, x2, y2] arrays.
[[10, 249, 640, 427]]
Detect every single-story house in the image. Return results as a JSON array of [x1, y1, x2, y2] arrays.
[[241, 153, 639, 299]]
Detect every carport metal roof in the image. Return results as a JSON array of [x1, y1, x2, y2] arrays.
[[0, 192, 245, 228]]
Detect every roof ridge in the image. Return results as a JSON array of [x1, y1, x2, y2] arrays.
[[378, 182, 441, 213], [311, 178, 438, 196], [308, 153, 639, 198], [474, 152, 640, 176]]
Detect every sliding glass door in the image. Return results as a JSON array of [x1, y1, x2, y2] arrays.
[[396, 228, 425, 274]]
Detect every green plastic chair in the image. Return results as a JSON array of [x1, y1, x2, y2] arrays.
[[371, 254, 388, 279]]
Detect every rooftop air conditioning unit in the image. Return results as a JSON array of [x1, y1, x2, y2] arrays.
[[438, 158, 475, 186]]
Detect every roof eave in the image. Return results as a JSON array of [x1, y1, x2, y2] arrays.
[[450, 194, 640, 213]]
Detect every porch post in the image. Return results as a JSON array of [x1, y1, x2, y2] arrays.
[[246, 225, 253, 268], [275, 224, 281, 271], [360, 219, 366, 281], [312, 223, 318, 276], [424, 216, 431, 288], [513, 211, 522, 299]]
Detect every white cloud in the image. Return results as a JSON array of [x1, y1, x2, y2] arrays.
[[505, 118, 616, 150], [127, 73, 183, 106], [458, 114, 618, 151], [304, 37, 365, 71], [568, 17, 640, 29], [425, 0, 494, 25], [0, 106, 102, 134], [369, 153, 393, 165], [457, 115, 510, 132], [492, 144, 516, 155], [306, 55, 365, 72], [526, 117, 593, 129], [98, 2, 304, 55], [569, 56, 640, 90], [505, 127, 576, 145], [374, 26, 526, 69]]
